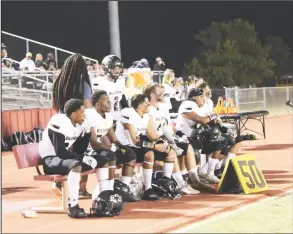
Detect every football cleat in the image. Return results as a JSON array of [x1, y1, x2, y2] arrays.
[[143, 188, 161, 201], [68, 204, 88, 218]]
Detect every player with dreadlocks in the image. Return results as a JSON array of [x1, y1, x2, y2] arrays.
[[52, 53, 93, 198]]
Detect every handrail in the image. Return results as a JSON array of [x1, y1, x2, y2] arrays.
[[3, 86, 52, 95], [2, 31, 99, 65], [2, 58, 52, 85]]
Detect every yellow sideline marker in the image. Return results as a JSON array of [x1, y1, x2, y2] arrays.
[[217, 155, 269, 194]]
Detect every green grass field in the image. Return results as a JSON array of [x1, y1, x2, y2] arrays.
[[184, 193, 293, 233]]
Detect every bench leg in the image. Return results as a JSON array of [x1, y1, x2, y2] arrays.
[[32, 181, 69, 214]]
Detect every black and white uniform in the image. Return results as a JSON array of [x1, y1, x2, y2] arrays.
[[157, 102, 189, 156], [85, 108, 136, 164], [163, 83, 183, 113], [39, 114, 92, 175], [92, 76, 126, 121], [176, 101, 227, 155], [148, 104, 187, 160], [115, 108, 152, 162]]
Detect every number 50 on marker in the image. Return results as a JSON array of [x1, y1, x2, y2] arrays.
[[233, 155, 269, 194]]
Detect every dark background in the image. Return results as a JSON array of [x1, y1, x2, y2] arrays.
[[2, 1, 293, 76]]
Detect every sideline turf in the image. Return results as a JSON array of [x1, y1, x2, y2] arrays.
[[186, 194, 293, 233]]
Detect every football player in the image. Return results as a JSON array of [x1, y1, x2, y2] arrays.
[[91, 55, 129, 122], [39, 99, 110, 218], [176, 88, 228, 184], [158, 85, 214, 192], [195, 81, 243, 178], [115, 94, 165, 200], [85, 90, 140, 202], [144, 83, 209, 194], [52, 53, 93, 198]]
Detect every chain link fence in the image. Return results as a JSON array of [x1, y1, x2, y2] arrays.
[[225, 86, 293, 115]]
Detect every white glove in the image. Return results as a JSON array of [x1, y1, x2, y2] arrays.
[[82, 155, 97, 169]]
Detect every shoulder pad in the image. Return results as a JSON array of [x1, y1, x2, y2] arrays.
[[48, 114, 74, 136]]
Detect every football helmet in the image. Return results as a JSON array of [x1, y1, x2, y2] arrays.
[[101, 55, 124, 81]]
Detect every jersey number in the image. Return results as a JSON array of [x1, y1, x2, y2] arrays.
[[113, 96, 119, 111], [157, 123, 161, 131]]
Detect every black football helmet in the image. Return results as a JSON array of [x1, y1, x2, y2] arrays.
[[90, 190, 124, 217], [101, 55, 124, 81]]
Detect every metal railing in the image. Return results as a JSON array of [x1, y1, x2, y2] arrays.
[[225, 86, 293, 115], [2, 31, 99, 73]]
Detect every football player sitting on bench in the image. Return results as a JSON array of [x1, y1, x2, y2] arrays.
[[85, 90, 140, 202], [196, 80, 243, 178], [176, 88, 228, 184], [157, 85, 214, 192], [115, 94, 165, 200], [39, 99, 110, 218]]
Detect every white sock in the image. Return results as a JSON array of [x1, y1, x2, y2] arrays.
[[120, 176, 132, 186], [67, 171, 80, 207], [143, 168, 153, 190], [92, 185, 100, 201], [163, 162, 174, 178], [189, 168, 200, 182], [172, 171, 185, 186], [108, 179, 114, 191], [98, 168, 109, 192], [207, 158, 219, 176], [181, 169, 187, 175], [215, 159, 224, 170], [199, 161, 209, 174]]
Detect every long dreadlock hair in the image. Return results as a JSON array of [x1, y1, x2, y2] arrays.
[[52, 53, 91, 111]]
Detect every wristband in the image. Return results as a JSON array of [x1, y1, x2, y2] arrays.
[[209, 113, 218, 121]]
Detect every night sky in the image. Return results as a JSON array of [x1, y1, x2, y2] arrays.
[[2, 1, 293, 76]]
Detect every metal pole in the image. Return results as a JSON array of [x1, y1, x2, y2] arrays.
[[54, 49, 58, 69], [26, 40, 29, 53], [108, 1, 121, 59]]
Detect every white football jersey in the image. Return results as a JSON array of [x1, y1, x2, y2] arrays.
[[39, 114, 85, 158], [85, 108, 113, 142], [157, 102, 171, 124], [92, 76, 126, 121], [163, 83, 177, 110], [148, 105, 168, 136], [115, 108, 150, 146], [176, 101, 207, 137]]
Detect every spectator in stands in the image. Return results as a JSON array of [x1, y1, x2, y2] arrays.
[[44, 52, 57, 71], [1, 43, 12, 69], [52, 53, 93, 198], [153, 56, 166, 83], [20, 52, 35, 71], [35, 54, 47, 70]]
